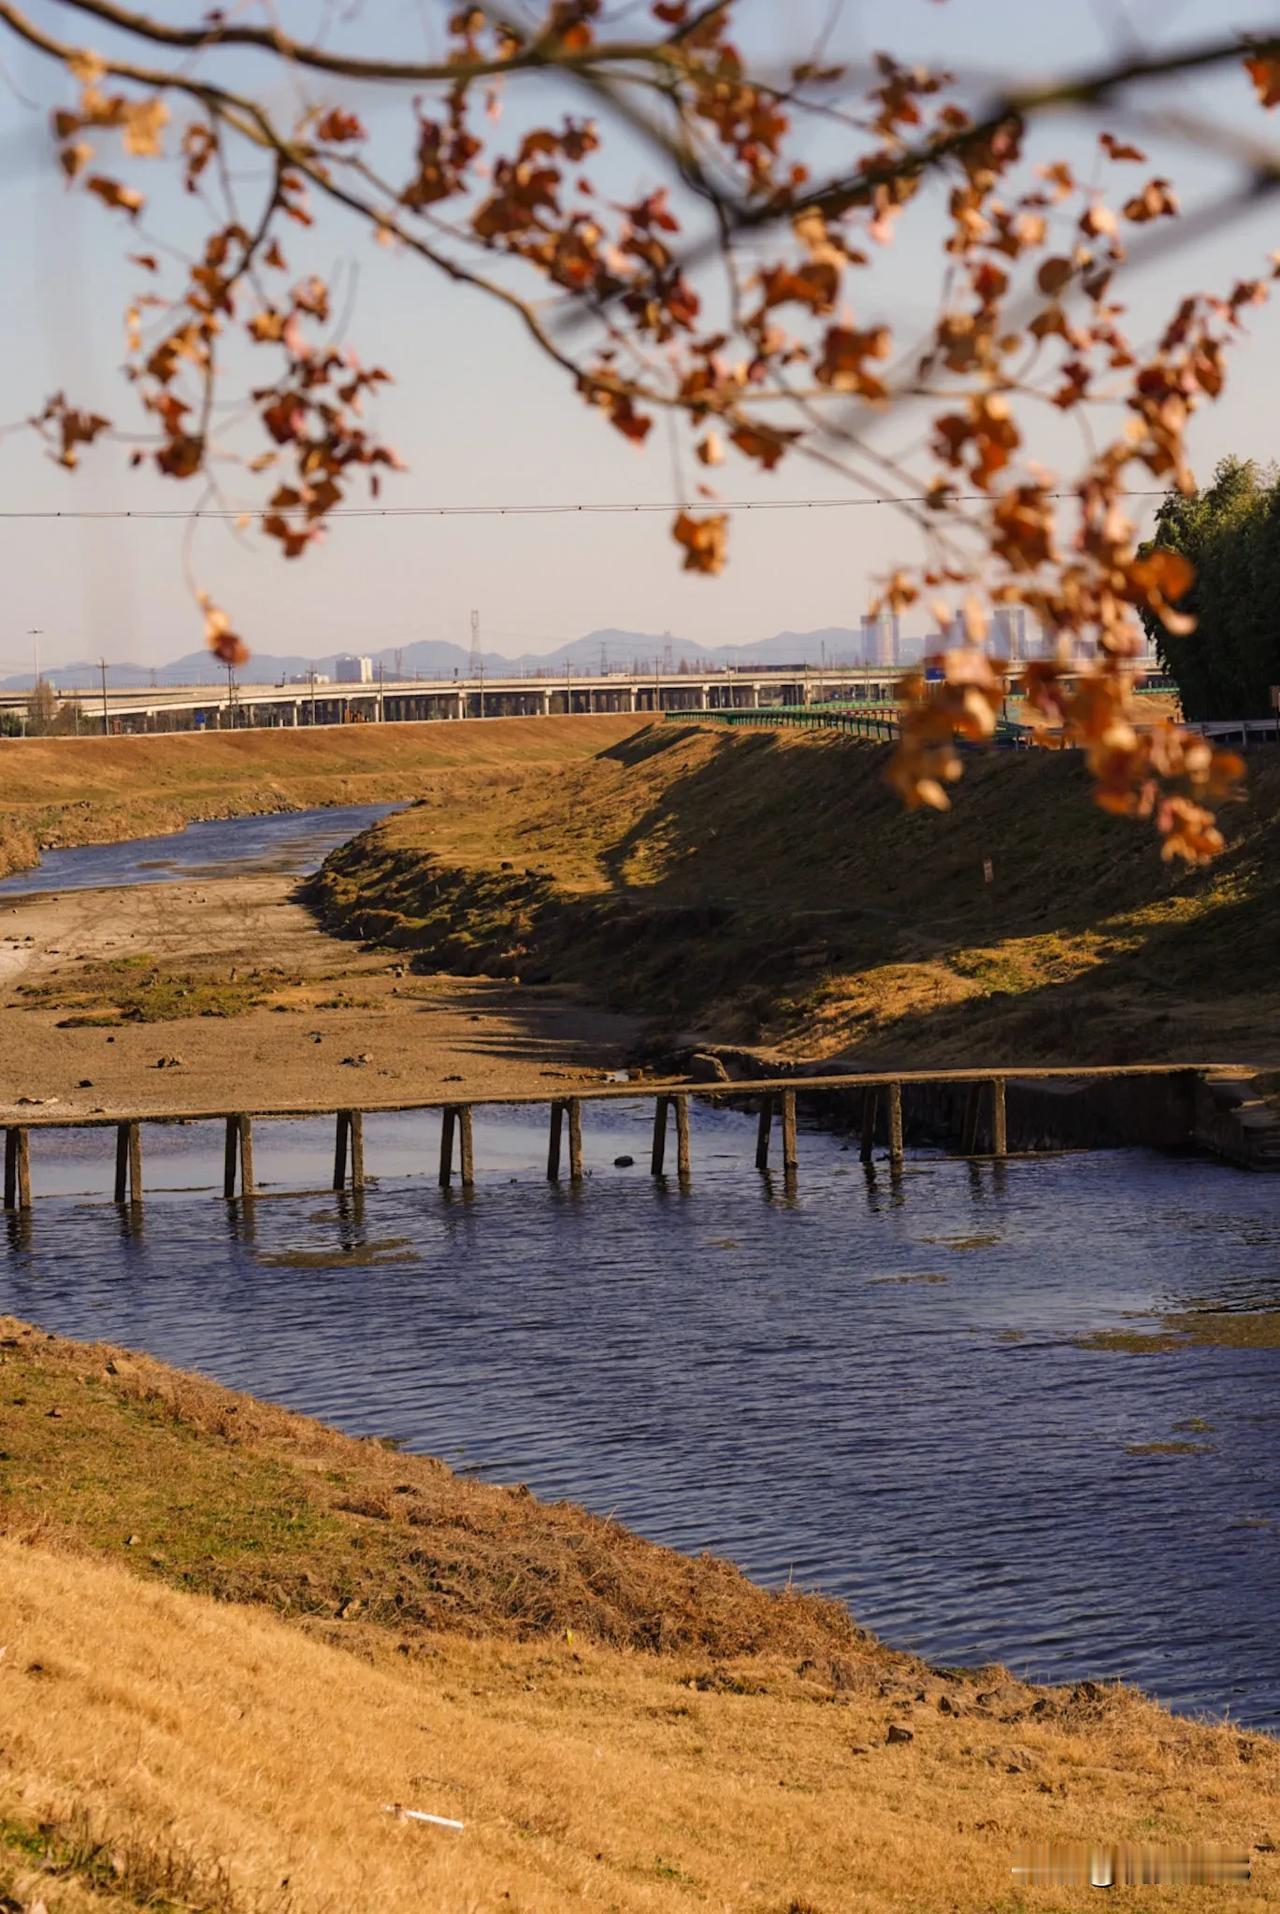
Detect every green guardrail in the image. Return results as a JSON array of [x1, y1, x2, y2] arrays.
[[667, 682, 1180, 746], [666, 703, 900, 741]]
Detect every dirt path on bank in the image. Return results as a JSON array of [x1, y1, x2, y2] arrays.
[[0, 872, 642, 1117]]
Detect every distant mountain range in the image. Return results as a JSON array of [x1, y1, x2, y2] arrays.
[[6, 625, 928, 691]]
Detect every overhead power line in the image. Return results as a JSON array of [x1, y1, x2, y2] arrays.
[[0, 490, 1177, 523]]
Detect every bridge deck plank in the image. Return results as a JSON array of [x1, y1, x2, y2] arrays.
[[4, 1061, 1212, 1131]]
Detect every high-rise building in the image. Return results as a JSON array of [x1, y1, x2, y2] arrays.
[[991, 606, 1028, 661], [334, 654, 373, 684], [860, 609, 900, 667]]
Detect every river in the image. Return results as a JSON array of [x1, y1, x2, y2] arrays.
[[0, 801, 400, 895], [2, 809, 1277, 1729]]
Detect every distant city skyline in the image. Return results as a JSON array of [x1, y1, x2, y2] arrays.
[[2, 610, 1161, 694]]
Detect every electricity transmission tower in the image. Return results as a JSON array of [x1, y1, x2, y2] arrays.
[[470, 608, 484, 717]]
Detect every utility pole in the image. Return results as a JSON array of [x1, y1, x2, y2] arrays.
[[308, 666, 317, 729], [99, 658, 109, 736], [377, 659, 385, 723]]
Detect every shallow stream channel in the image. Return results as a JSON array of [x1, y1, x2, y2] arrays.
[[2, 809, 1278, 1728]]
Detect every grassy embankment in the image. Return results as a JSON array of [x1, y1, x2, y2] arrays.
[[0, 716, 643, 882], [314, 724, 1280, 1066], [1, 1317, 1276, 1913]]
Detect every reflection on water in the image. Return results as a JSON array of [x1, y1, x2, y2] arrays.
[[0, 803, 399, 895], [3, 1104, 1277, 1727]]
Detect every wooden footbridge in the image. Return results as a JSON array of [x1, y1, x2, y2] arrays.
[[2, 1062, 1261, 1212]]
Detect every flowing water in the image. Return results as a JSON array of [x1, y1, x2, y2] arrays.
[[1, 813, 1278, 1728], [0, 802, 399, 894]]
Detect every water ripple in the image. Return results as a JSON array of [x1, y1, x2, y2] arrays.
[[2, 1107, 1277, 1727]]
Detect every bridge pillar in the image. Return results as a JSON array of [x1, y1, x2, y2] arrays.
[[697, 683, 709, 710]]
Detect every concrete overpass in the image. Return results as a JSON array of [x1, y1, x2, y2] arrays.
[[0, 665, 902, 735]]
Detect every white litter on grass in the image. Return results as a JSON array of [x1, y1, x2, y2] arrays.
[[384, 1804, 465, 1831]]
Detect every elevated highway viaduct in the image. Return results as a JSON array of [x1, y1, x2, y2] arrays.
[[0, 666, 900, 735]]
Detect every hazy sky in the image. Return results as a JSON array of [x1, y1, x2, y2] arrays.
[[2, 0, 1280, 672]]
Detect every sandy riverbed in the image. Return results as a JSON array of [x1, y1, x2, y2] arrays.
[[0, 871, 641, 1117]]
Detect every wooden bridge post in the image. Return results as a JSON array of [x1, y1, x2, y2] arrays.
[[438, 1106, 456, 1188], [990, 1076, 1007, 1158], [887, 1081, 904, 1170], [547, 1100, 564, 1180], [960, 1082, 982, 1155], [860, 1089, 878, 1163], [567, 1098, 583, 1181], [674, 1095, 692, 1178], [223, 1118, 239, 1199], [333, 1111, 350, 1191], [3, 1128, 30, 1212], [111, 1122, 143, 1203], [651, 1095, 670, 1175], [755, 1094, 775, 1171], [781, 1090, 798, 1174], [348, 1111, 365, 1191], [237, 1114, 255, 1197], [457, 1107, 474, 1189]]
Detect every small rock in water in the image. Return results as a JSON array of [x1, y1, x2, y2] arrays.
[[613, 1154, 635, 1168]]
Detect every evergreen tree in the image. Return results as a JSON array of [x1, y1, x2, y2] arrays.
[[1142, 459, 1280, 720]]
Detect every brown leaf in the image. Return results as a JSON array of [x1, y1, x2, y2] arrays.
[[121, 97, 168, 157], [672, 510, 728, 575], [85, 174, 145, 219], [200, 595, 249, 667], [1099, 133, 1146, 162], [1245, 54, 1280, 108], [1128, 548, 1195, 604], [1036, 256, 1073, 296], [314, 107, 367, 143], [59, 140, 94, 179], [249, 308, 287, 342], [729, 423, 794, 470]]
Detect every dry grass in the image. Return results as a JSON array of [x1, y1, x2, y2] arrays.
[[313, 725, 1280, 1067], [1, 1323, 1277, 1914], [0, 1318, 866, 1660], [0, 716, 644, 881]]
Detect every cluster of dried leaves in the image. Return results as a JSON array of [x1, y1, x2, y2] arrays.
[[9, 0, 1280, 856]]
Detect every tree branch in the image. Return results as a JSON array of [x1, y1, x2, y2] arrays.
[[48, 0, 709, 87]]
